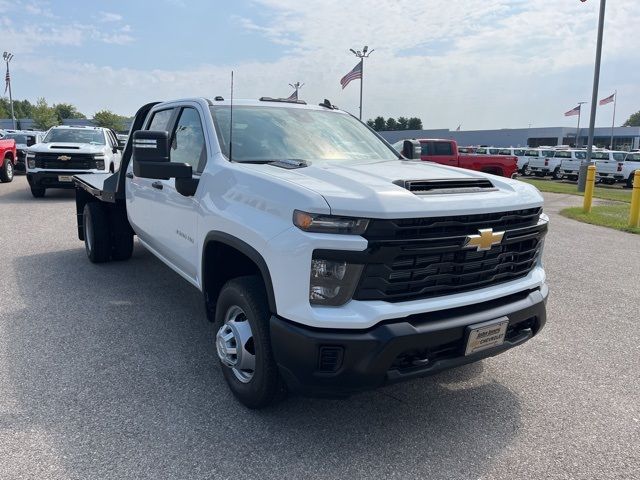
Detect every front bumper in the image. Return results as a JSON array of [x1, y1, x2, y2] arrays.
[[27, 171, 99, 189], [270, 285, 548, 397]]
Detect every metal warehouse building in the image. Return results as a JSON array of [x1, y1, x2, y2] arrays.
[[379, 126, 640, 150]]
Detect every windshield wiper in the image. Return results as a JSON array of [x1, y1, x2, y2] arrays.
[[233, 158, 309, 168]]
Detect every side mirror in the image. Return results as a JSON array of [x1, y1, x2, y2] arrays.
[[132, 130, 192, 180], [402, 139, 422, 160]]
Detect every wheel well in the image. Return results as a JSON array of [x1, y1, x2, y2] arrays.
[[202, 238, 277, 315], [4, 152, 13, 161]]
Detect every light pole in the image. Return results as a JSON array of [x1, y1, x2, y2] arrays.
[[288, 81, 304, 99], [3, 51, 15, 129], [578, 0, 606, 193], [349, 45, 374, 120]]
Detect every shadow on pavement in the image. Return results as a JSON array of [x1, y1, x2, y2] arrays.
[[5, 245, 522, 479]]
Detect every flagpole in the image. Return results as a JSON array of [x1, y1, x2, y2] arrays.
[[3, 52, 15, 129], [348, 46, 373, 121], [610, 90, 617, 149]]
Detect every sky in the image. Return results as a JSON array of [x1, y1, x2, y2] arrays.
[[0, 0, 638, 130]]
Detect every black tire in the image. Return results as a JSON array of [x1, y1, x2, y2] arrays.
[[626, 173, 636, 189], [552, 167, 562, 180], [0, 158, 14, 183], [30, 187, 46, 198], [522, 164, 531, 176], [83, 202, 111, 263], [214, 276, 282, 409]]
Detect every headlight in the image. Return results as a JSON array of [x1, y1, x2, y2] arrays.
[[309, 256, 363, 306], [26, 153, 35, 169], [293, 210, 369, 235], [94, 155, 105, 170]]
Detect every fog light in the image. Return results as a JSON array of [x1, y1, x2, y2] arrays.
[[28, 159, 36, 169], [309, 257, 363, 306]]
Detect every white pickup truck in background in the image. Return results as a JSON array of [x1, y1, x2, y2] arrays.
[[593, 150, 628, 184], [26, 125, 123, 198], [498, 148, 528, 174], [71, 97, 549, 408], [528, 148, 562, 179], [558, 150, 589, 181]]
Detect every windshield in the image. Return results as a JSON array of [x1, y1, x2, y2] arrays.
[[626, 153, 640, 161], [476, 148, 487, 154], [43, 128, 105, 145], [592, 152, 609, 160], [542, 150, 555, 157], [554, 151, 571, 158], [3, 133, 29, 144], [612, 153, 625, 161], [210, 105, 397, 163], [574, 151, 586, 159], [525, 150, 539, 157], [498, 149, 512, 155]]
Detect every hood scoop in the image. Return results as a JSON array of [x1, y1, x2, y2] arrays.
[[50, 145, 81, 149], [394, 178, 497, 195]]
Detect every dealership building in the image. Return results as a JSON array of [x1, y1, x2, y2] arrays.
[[379, 126, 640, 150]]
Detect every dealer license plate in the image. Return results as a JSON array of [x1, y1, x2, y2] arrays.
[[464, 318, 509, 356], [58, 175, 73, 182]]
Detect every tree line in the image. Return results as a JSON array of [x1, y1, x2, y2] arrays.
[[366, 116, 423, 131], [0, 97, 130, 131]]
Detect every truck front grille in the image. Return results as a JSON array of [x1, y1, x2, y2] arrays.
[[349, 208, 546, 303], [35, 153, 97, 170]]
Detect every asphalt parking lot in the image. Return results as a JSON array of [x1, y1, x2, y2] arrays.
[[1, 176, 638, 480]]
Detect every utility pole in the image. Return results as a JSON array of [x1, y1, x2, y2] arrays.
[[3, 52, 15, 129], [349, 46, 374, 120], [578, 0, 607, 193]]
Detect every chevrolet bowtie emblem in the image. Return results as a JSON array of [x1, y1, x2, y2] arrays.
[[57, 155, 72, 161], [463, 228, 505, 251]]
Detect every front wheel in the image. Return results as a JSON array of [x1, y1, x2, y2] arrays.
[[0, 159, 13, 183], [552, 167, 562, 180], [626, 172, 636, 189], [214, 276, 282, 409]]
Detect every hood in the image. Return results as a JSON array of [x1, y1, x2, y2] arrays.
[[28, 142, 107, 154], [244, 159, 543, 218]]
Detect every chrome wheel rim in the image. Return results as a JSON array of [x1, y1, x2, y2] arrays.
[[6, 161, 12, 179], [216, 305, 255, 383]]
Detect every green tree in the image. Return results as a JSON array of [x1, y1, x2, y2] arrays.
[[0, 99, 9, 118], [373, 116, 386, 131], [366, 119, 375, 129], [32, 97, 59, 130], [623, 110, 640, 127], [407, 117, 423, 130], [13, 99, 34, 118], [385, 117, 398, 131], [54, 103, 86, 121], [93, 110, 126, 131], [397, 116, 408, 130]]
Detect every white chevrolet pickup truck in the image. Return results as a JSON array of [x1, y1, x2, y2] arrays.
[[72, 97, 549, 408], [26, 125, 122, 197]]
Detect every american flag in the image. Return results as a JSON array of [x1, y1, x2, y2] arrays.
[[599, 93, 615, 106], [564, 105, 581, 117], [286, 90, 298, 101], [4, 66, 9, 95], [340, 61, 362, 89]]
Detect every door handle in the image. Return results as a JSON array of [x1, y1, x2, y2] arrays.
[[125, 172, 133, 179], [151, 181, 163, 190]]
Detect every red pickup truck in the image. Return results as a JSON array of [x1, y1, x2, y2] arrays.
[[0, 138, 17, 183], [394, 138, 517, 178]]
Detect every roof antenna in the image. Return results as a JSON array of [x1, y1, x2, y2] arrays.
[[229, 71, 234, 162]]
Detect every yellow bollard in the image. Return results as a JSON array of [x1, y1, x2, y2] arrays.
[[583, 165, 596, 213], [629, 170, 640, 227]]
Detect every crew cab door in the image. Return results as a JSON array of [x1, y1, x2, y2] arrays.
[[126, 104, 207, 281]]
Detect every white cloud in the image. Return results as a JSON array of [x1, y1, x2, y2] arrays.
[[99, 11, 123, 23], [5, 0, 640, 129]]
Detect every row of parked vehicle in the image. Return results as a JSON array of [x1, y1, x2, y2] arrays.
[[462, 145, 639, 188]]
